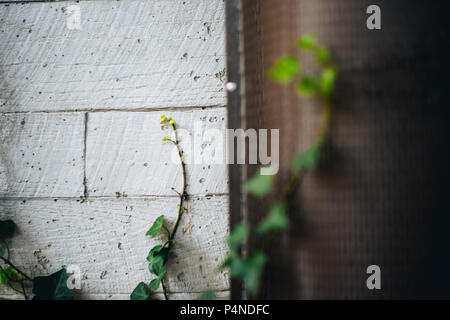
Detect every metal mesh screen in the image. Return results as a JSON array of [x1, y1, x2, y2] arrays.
[[240, 0, 450, 299]]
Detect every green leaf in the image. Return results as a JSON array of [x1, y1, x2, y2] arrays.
[[318, 66, 337, 96], [146, 245, 163, 263], [146, 215, 164, 237], [149, 265, 167, 290], [228, 223, 250, 252], [243, 252, 267, 296], [130, 282, 151, 300], [220, 250, 237, 270], [159, 266, 167, 278], [316, 47, 330, 64], [32, 268, 75, 300], [147, 245, 168, 278], [198, 290, 215, 300], [0, 220, 15, 240], [291, 141, 323, 172], [149, 254, 165, 276], [296, 33, 317, 49], [0, 266, 14, 285], [257, 201, 289, 234], [149, 278, 161, 291], [227, 255, 245, 276], [269, 56, 300, 84], [297, 76, 316, 97], [228, 252, 267, 297], [244, 173, 273, 198]]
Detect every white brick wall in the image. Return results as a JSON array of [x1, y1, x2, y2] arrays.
[[0, 0, 229, 300]]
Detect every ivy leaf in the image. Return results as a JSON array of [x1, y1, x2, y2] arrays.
[[198, 290, 215, 300], [149, 278, 161, 291], [149, 254, 165, 276], [269, 56, 300, 84], [228, 223, 250, 252], [244, 173, 273, 198], [228, 252, 267, 297], [147, 245, 168, 278], [257, 201, 289, 234], [297, 76, 316, 97], [291, 141, 323, 172], [316, 47, 330, 64], [0, 220, 15, 240], [159, 266, 167, 278], [296, 33, 317, 49], [149, 265, 167, 290], [146, 215, 164, 237], [243, 252, 267, 296], [130, 282, 151, 300], [0, 269, 8, 285], [0, 266, 14, 285], [32, 268, 75, 300], [220, 250, 237, 270], [318, 66, 337, 96], [146, 245, 163, 263]]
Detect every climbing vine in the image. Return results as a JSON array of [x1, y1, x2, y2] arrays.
[[221, 33, 338, 298], [0, 220, 75, 300], [131, 115, 188, 300]]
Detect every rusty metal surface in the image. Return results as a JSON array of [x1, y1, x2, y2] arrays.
[[240, 0, 450, 299]]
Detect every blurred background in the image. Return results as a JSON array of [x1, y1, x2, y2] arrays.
[[227, 0, 450, 299]]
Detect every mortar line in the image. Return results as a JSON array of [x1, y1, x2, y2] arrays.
[[83, 112, 89, 199], [0, 193, 229, 201], [87, 288, 232, 295], [0, 0, 107, 4], [0, 105, 227, 115], [0, 288, 231, 296]]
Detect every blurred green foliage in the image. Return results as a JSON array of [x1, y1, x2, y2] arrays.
[[223, 33, 338, 299]]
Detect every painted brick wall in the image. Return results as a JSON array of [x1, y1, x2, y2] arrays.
[[0, 0, 229, 300]]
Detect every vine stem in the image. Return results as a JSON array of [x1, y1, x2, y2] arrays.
[[0, 254, 31, 300], [168, 123, 187, 244], [160, 123, 187, 300], [283, 97, 332, 200], [254, 97, 333, 300], [161, 279, 169, 300], [0, 256, 32, 281], [21, 281, 28, 300], [318, 98, 332, 142]]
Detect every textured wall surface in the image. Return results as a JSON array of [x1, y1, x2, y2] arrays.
[[0, 0, 229, 300]]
